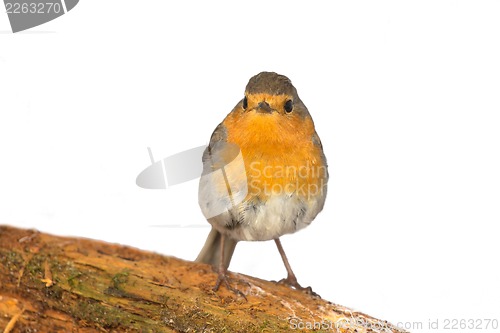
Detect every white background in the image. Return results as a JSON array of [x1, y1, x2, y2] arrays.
[[1, 1, 499, 332]]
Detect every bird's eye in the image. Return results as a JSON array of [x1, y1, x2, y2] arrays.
[[242, 96, 248, 110], [284, 100, 293, 113]]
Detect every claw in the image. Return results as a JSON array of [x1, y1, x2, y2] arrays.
[[277, 276, 320, 297], [213, 272, 247, 300], [273, 238, 321, 297]]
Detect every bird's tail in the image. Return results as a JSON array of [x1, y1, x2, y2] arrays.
[[195, 227, 237, 269]]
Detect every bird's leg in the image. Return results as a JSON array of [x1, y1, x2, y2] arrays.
[[274, 238, 319, 297], [213, 234, 247, 299], [273, 238, 301, 287]]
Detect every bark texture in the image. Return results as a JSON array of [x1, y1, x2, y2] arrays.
[[0, 225, 408, 333]]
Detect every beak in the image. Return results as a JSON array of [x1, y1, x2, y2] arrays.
[[256, 101, 273, 114]]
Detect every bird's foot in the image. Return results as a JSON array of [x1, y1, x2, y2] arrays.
[[213, 272, 247, 300], [277, 275, 320, 297]]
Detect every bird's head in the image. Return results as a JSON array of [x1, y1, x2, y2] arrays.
[[224, 72, 317, 148], [239, 72, 310, 119]]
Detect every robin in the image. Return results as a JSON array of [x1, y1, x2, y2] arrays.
[[196, 72, 328, 296]]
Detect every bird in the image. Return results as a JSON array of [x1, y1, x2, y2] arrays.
[[196, 72, 328, 297]]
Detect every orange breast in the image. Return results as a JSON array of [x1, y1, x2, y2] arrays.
[[223, 110, 327, 201]]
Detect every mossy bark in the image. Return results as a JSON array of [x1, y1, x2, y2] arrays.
[[0, 226, 408, 333]]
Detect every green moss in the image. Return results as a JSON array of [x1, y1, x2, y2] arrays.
[[57, 262, 92, 293], [0, 251, 21, 272], [157, 305, 285, 333], [25, 254, 44, 280], [71, 299, 163, 331], [67, 271, 83, 289], [260, 319, 271, 329], [44, 284, 64, 300], [111, 269, 130, 289], [73, 299, 124, 329], [0, 251, 23, 270]]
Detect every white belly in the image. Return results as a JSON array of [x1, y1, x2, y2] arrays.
[[204, 191, 326, 241]]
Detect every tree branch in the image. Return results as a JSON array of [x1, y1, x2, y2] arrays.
[[0, 226, 408, 333]]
